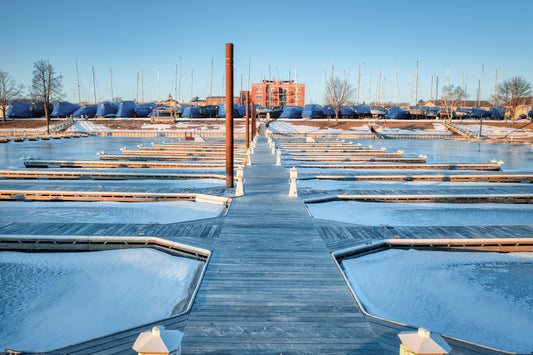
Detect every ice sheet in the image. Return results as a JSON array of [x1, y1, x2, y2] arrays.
[[341, 249, 533, 353], [307, 201, 533, 226], [0, 248, 203, 351], [0, 201, 224, 224]]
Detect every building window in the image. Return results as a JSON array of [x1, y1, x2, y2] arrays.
[[256, 95, 263, 100], [256, 87, 262, 93]]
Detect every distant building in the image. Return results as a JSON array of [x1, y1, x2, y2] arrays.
[[250, 80, 305, 108], [424, 100, 492, 109]]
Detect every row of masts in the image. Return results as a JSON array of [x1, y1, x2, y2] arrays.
[[70, 59, 502, 107], [323, 61, 501, 107]]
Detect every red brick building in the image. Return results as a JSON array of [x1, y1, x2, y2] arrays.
[[250, 80, 305, 108]]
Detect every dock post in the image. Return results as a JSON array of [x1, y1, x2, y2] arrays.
[[133, 325, 183, 355], [289, 167, 298, 197], [247, 148, 252, 166], [225, 43, 234, 188], [276, 149, 281, 166], [245, 91, 250, 149], [235, 166, 244, 196], [271, 143, 276, 155]]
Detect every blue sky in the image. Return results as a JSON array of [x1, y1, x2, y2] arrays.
[[2, 0, 532, 105]]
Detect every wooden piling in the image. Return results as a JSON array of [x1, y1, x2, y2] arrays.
[[225, 43, 234, 188]]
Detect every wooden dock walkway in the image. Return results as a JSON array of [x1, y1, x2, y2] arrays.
[[180, 136, 383, 354]]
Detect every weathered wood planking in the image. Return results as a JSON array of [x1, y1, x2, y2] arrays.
[[180, 136, 384, 354]]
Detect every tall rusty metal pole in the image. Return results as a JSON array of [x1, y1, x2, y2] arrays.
[[245, 91, 250, 149], [225, 43, 234, 188], [251, 104, 257, 139]]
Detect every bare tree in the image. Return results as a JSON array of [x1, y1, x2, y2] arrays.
[[0, 71, 24, 122], [440, 84, 467, 121], [325, 75, 354, 124], [31, 60, 60, 134], [493, 76, 531, 123]]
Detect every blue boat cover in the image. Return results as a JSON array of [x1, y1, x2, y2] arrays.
[[302, 104, 324, 118], [528, 110, 533, 118], [238, 104, 254, 117], [134, 103, 155, 117], [385, 106, 409, 119], [322, 105, 335, 116], [6, 100, 32, 118], [340, 106, 356, 117], [51, 102, 81, 117], [182, 106, 201, 118], [354, 105, 371, 114], [471, 107, 490, 118], [217, 103, 242, 118], [116, 101, 136, 118], [95, 101, 118, 117], [72, 105, 97, 118], [280, 106, 303, 119], [488, 107, 504, 119]]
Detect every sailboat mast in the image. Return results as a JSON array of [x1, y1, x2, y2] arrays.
[[361, 63, 365, 104], [478, 64, 484, 106], [394, 64, 398, 105], [75, 61, 81, 104], [357, 65, 360, 105], [136, 68, 139, 102], [248, 56, 251, 91], [59, 72, 63, 101], [190, 70, 193, 101], [323, 63, 326, 105], [92, 66, 96, 103], [209, 58, 213, 100], [157, 70, 160, 102], [415, 61, 419, 105], [141, 69, 143, 102], [178, 57, 182, 103], [175, 63, 178, 103], [109, 68, 113, 102]]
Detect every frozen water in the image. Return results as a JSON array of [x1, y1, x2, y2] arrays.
[[0, 136, 172, 169], [341, 249, 533, 353], [343, 139, 533, 172], [0, 201, 225, 224], [0, 178, 224, 189], [0, 248, 203, 352], [298, 179, 532, 190], [307, 201, 533, 226]]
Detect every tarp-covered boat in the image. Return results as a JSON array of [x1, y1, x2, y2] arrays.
[[95, 101, 118, 117], [198, 105, 218, 118], [51, 102, 81, 117], [29, 103, 54, 118], [217, 103, 242, 118], [182, 106, 201, 118], [370, 106, 387, 117], [116, 101, 136, 118], [6, 100, 32, 118], [72, 105, 97, 118], [489, 107, 504, 119], [322, 105, 335, 117], [302, 104, 323, 118], [528, 110, 533, 119], [355, 105, 372, 117], [340, 106, 356, 118], [134, 103, 155, 117], [471, 107, 490, 118], [280, 106, 303, 119], [385, 106, 409, 119]]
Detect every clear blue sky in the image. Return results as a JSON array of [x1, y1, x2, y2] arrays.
[[2, 0, 532, 105]]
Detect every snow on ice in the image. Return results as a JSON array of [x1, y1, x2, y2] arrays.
[[0, 248, 203, 351], [341, 249, 533, 353]]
